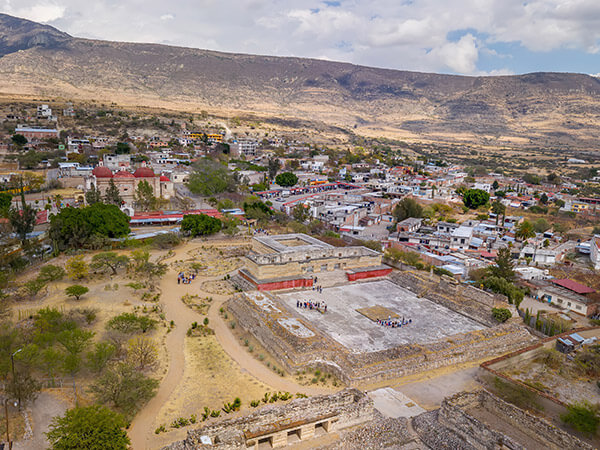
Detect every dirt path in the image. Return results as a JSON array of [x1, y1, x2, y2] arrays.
[[129, 242, 331, 449], [14, 391, 69, 450]]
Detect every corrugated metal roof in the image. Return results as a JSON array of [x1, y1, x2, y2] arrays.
[[551, 278, 595, 294]]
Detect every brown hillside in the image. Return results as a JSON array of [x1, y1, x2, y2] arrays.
[[1, 14, 600, 148]]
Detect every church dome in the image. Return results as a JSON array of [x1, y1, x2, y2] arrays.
[[92, 166, 113, 178], [133, 167, 156, 178]]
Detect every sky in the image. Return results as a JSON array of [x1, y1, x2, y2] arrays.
[[2, 0, 600, 76]]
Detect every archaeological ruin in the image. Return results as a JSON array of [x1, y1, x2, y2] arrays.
[[238, 234, 391, 291], [227, 270, 538, 386]]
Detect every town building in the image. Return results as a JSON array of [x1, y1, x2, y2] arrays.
[[591, 235, 600, 270], [15, 126, 59, 140], [231, 139, 258, 158], [534, 278, 599, 316]]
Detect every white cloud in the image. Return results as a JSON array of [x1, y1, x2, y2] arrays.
[[0, 0, 599, 75]]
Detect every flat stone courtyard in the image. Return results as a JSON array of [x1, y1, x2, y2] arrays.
[[277, 280, 485, 353]]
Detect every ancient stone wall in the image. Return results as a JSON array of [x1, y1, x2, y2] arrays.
[[227, 291, 537, 386], [438, 390, 593, 450], [389, 271, 509, 327], [162, 389, 373, 450]]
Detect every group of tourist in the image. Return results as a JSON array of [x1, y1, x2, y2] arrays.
[[296, 299, 328, 313], [377, 317, 412, 328], [177, 272, 196, 284], [312, 285, 323, 293], [253, 227, 270, 235]]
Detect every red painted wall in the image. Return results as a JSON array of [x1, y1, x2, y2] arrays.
[[346, 268, 392, 282], [239, 271, 314, 291]]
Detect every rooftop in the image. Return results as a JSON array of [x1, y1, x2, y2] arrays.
[[551, 278, 595, 295]]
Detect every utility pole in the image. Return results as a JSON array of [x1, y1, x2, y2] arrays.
[[11, 349, 22, 409]]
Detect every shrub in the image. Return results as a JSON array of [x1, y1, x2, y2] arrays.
[[38, 264, 66, 283], [107, 313, 157, 334], [492, 307, 512, 323], [561, 401, 600, 435]]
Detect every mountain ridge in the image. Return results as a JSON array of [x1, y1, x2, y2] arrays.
[[1, 13, 599, 148]]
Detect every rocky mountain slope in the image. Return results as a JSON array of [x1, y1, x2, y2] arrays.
[[1, 13, 600, 147]]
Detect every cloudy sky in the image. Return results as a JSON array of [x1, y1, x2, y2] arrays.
[[3, 0, 600, 76]]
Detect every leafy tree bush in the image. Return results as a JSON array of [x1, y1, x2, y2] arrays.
[[275, 172, 298, 187], [187, 159, 238, 196], [66, 256, 89, 280], [492, 307, 512, 323], [243, 200, 273, 221], [561, 401, 600, 436], [104, 179, 123, 206], [151, 233, 182, 249], [107, 313, 156, 334], [49, 204, 130, 250], [181, 214, 222, 237], [90, 362, 159, 419], [462, 189, 490, 209], [86, 342, 116, 373], [38, 265, 66, 283], [487, 247, 515, 281], [11, 134, 27, 146], [91, 252, 129, 275], [134, 180, 157, 212], [46, 405, 130, 450], [65, 285, 89, 301], [515, 220, 536, 240], [483, 276, 524, 307], [392, 197, 423, 221]]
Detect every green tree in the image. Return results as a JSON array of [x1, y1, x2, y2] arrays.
[[11, 134, 27, 147], [243, 200, 273, 221], [539, 193, 548, 204], [488, 247, 515, 281], [9, 181, 37, 244], [561, 401, 600, 436], [46, 405, 130, 450], [65, 285, 89, 301], [86, 342, 116, 373], [267, 158, 281, 180], [104, 179, 123, 206], [533, 218, 550, 233], [58, 329, 94, 375], [85, 184, 103, 205], [91, 252, 129, 275], [275, 172, 298, 187], [462, 189, 490, 209], [49, 204, 130, 251], [292, 204, 311, 223], [392, 197, 423, 221], [181, 214, 222, 236], [115, 142, 130, 154], [515, 220, 536, 240], [134, 180, 156, 212], [491, 201, 506, 226], [38, 265, 66, 283], [0, 192, 11, 217], [90, 362, 159, 419], [187, 159, 238, 196], [66, 256, 89, 280]]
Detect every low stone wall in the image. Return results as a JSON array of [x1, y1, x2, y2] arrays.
[[162, 389, 373, 450], [438, 390, 593, 450]]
